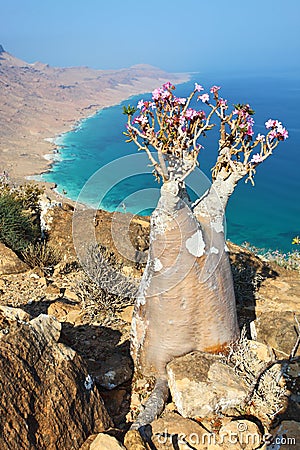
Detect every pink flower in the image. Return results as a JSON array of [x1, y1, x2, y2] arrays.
[[149, 102, 156, 110], [198, 94, 209, 103], [197, 110, 206, 120], [162, 81, 173, 90], [251, 153, 264, 164], [185, 108, 198, 120], [174, 97, 186, 105], [140, 116, 148, 126], [210, 85, 221, 93], [276, 125, 289, 140], [179, 115, 186, 126], [195, 83, 204, 92], [265, 119, 276, 129], [256, 133, 265, 142], [134, 115, 148, 126], [269, 129, 277, 140], [247, 124, 254, 136], [137, 100, 144, 109], [152, 88, 163, 100], [265, 120, 289, 140], [161, 90, 171, 99], [219, 98, 227, 107]]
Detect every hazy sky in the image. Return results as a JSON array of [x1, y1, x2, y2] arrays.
[[1, 0, 299, 74]]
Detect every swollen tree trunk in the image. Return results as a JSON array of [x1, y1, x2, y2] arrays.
[[131, 177, 240, 380]]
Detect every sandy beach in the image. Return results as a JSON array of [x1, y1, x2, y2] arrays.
[[0, 48, 190, 196]]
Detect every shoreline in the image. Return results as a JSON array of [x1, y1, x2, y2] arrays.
[[29, 76, 192, 205], [0, 49, 190, 196]]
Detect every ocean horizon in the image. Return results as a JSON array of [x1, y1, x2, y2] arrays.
[[41, 71, 300, 254]]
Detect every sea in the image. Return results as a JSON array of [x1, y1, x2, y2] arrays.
[[41, 71, 300, 253]]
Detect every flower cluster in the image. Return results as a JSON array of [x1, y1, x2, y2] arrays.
[[124, 81, 288, 184], [130, 82, 209, 150], [265, 119, 289, 141], [251, 153, 264, 164], [233, 104, 255, 137]]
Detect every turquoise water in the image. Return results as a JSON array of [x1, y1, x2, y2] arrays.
[[42, 72, 300, 253]]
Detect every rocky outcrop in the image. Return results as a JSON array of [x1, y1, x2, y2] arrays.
[[148, 411, 263, 450], [0, 242, 29, 275], [253, 275, 300, 356], [167, 351, 247, 418], [90, 433, 126, 450], [0, 308, 112, 450], [270, 420, 300, 449]]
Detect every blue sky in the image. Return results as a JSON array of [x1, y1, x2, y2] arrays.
[[1, 0, 300, 74]]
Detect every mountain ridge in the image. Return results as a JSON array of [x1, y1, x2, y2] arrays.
[[0, 47, 190, 182]]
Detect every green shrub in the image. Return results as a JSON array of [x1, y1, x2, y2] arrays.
[[0, 193, 39, 252]]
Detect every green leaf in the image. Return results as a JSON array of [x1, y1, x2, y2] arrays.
[[122, 105, 137, 116]]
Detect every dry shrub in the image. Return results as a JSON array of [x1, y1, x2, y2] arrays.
[[76, 244, 138, 319], [226, 329, 288, 423], [22, 241, 61, 273]]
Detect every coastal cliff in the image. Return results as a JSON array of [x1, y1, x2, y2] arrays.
[[0, 46, 189, 182]]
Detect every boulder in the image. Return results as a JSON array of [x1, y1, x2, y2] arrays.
[[0, 305, 30, 322], [267, 420, 300, 449], [150, 411, 209, 450], [252, 270, 300, 357], [0, 309, 112, 450], [90, 433, 126, 450], [47, 300, 83, 324], [0, 242, 29, 274], [254, 311, 300, 356], [215, 419, 262, 450], [124, 430, 147, 450], [167, 351, 247, 418]]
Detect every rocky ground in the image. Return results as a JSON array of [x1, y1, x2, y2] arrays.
[[0, 201, 299, 449]]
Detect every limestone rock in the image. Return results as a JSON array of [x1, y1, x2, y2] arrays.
[[0, 309, 112, 450], [0, 242, 29, 274], [124, 430, 147, 450], [251, 267, 300, 357], [79, 434, 98, 450], [44, 282, 62, 300], [254, 311, 300, 356], [167, 351, 247, 418], [64, 287, 80, 302], [0, 305, 30, 323], [267, 421, 300, 449], [90, 433, 126, 450], [47, 300, 82, 323], [148, 412, 263, 450], [150, 411, 209, 450], [215, 419, 262, 450]]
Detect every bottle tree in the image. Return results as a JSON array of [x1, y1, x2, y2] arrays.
[[123, 82, 288, 427]]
